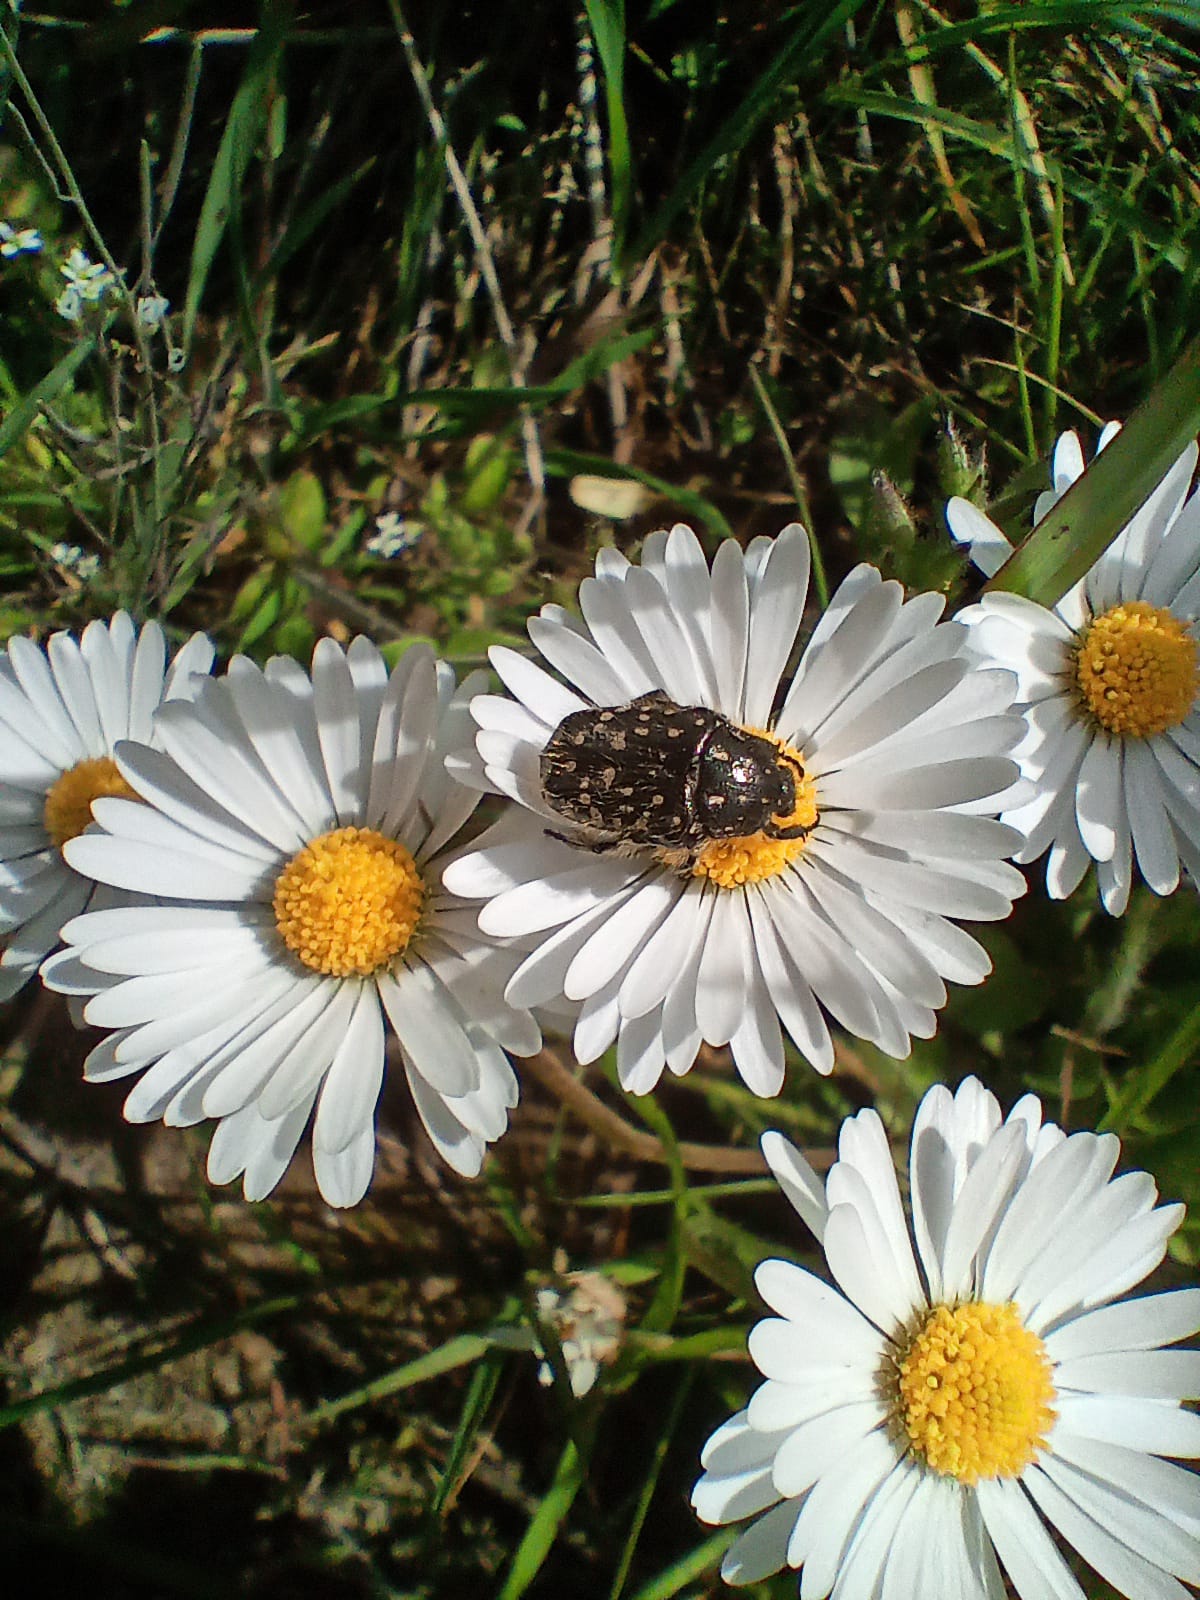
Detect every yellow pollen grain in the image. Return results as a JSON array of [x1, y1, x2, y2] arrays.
[[272, 825, 424, 978], [1073, 601, 1198, 738], [43, 756, 140, 850], [692, 727, 818, 889], [894, 1301, 1056, 1485]]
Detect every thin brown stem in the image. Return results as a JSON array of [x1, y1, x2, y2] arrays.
[[524, 1048, 835, 1175]]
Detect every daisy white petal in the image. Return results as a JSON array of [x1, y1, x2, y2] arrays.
[[44, 639, 536, 1206], [946, 495, 1016, 578], [694, 1077, 1200, 1600], [742, 523, 811, 726], [620, 566, 710, 705], [614, 1008, 666, 1093], [975, 1477, 1086, 1600], [759, 1134, 828, 1237], [211, 1097, 315, 1203], [527, 607, 633, 705], [1023, 1463, 1193, 1600]]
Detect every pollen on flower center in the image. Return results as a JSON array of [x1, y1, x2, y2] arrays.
[[692, 728, 818, 889], [893, 1301, 1056, 1485], [1074, 600, 1198, 738], [273, 826, 424, 977], [43, 756, 140, 850]]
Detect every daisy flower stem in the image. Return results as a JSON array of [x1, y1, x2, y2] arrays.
[[984, 332, 1200, 606], [525, 1049, 824, 1175]]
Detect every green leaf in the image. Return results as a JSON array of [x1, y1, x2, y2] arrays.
[[945, 927, 1054, 1037], [0, 337, 97, 462], [460, 437, 514, 513], [681, 1206, 770, 1304], [278, 469, 327, 552], [985, 337, 1200, 605], [427, 1352, 507, 1520], [608, 1369, 693, 1600], [625, 1325, 750, 1364], [628, 1091, 688, 1335]]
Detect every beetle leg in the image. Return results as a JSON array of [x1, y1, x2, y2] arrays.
[[544, 826, 626, 856], [764, 816, 817, 841]]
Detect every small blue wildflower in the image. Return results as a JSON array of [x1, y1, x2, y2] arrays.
[[60, 246, 116, 302], [136, 294, 170, 329], [55, 285, 84, 322], [48, 543, 99, 581], [365, 512, 421, 559], [0, 223, 44, 258]]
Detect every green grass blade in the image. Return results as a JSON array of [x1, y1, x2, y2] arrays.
[[427, 1351, 507, 1519], [584, 0, 631, 262], [608, 1369, 693, 1600], [1099, 1002, 1200, 1134], [306, 1330, 492, 1425], [181, 19, 285, 352], [262, 157, 375, 277], [984, 336, 1200, 604], [498, 1434, 590, 1600], [625, 1528, 738, 1600], [0, 1294, 298, 1431], [625, 1325, 750, 1363], [0, 336, 97, 461], [630, 1090, 688, 1336], [828, 88, 1193, 270]]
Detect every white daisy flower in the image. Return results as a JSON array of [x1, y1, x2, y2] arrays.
[[693, 1076, 1200, 1599], [0, 612, 214, 1000], [443, 524, 1027, 1096], [949, 425, 1200, 913], [41, 640, 539, 1208]]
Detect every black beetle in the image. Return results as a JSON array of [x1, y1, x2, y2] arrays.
[[539, 690, 813, 866]]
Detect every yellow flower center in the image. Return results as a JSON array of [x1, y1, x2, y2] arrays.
[[893, 1301, 1056, 1485], [43, 756, 140, 850], [272, 826, 424, 977], [692, 729, 818, 889], [1073, 601, 1198, 738]]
